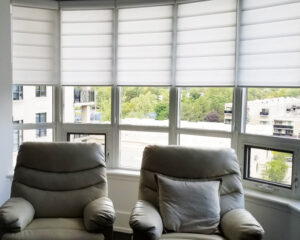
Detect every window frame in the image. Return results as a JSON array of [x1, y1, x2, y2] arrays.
[[244, 144, 294, 189]]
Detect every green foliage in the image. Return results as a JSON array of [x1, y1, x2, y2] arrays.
[[94, 87, 111, 122], [155, 103, 169, 120], [248, 88, 300, 101], [93, 87, 300, 124], [181, 88, 233, 122], [120, 87, 169, 120], [262, 151, 289, 184]]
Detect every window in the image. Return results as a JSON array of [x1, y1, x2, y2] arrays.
[[245, 88, 300, 138], [179, 87, 233, 131], [10, 1, 300, 198], [63, 86, 111, 124], [244, 146, 293, 188], [179, 135, 231, 149], [12, 85, 23, 100], [120, 131, 168, 169], [13, 120, 23, 152], [121, 87, 170, 126], [36, 113, 47, 137], [36, 86, 47, 97], [67, 133, 106, 156], [12, 86, 53, 124], [11, 5, 56, 167], [12, 128, 53, 167]]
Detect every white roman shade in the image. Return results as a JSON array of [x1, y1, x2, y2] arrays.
[[12, 6, 58, 85], [61, 9, 113, 85], [117, 5, 173, 86], [176, 0, 237, 86], [239, 0, 300, 87]]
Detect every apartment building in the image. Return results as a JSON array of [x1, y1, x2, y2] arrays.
[[225, 98, 300, 138]]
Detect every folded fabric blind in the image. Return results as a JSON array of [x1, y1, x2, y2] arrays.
[[61, 9, 113, 85], [176, 0, 237, 86], [12, 6, 58, 85], [117, 5, 173, 86], [239, 0, 300, 87]]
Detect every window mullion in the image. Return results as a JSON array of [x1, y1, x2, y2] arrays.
[[111, 5, 120, 168], [231, 0, 241, 153], [169, 2, 179, 145], [56, 8, 63, 142]]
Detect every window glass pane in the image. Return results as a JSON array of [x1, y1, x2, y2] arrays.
[[13, 85, 23, 100], [68, 133, 106, 155], [12, 85, 53, 123], [246, 146, 293, 187], [36, 86, 47, 97], [179, 134, 231, 148], [120, 131, 168, 169], [246, 88, 300, 138], [120, 87, 170, 126], [180, 87, 233, 131], [12, 129, 53, 167], [63, 86, 111, 124]]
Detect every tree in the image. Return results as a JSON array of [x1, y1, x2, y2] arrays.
[[155, 103, 169, 120], [180, 88, 233, 122], [94, 87, 111, 122], [262, 151, 289, 184]]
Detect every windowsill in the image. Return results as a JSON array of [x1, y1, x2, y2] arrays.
[[6, 169, 300, 216], [244, 188, 300, 217]]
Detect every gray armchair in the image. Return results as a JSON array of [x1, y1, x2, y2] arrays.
[[0, 142, 115, 240], [130, 145, 264, 240]]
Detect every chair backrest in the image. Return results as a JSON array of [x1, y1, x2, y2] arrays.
[[11, 142, 107, 218], [139, 145, 244, 216]]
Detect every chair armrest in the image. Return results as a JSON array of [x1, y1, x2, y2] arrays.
[[221, 208, 264, 240], [129, 200, 163, 240], [83, 197, 116, 232], [0, 198, 35, 232]]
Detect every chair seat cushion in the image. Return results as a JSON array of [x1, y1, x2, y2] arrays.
[[160, 233, 226, 240], [2, 218, 104, 240]]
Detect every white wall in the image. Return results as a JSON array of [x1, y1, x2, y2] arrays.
[[108, 174, 300, 240], [0, 0, 13, 205]]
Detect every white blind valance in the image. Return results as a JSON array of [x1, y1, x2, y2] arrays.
[[12, 6, 58, 85], [239, 0, 300, 87], [61, 9, 113, 85], [117, 5, 173, 86], [176, 0, 237, 86]]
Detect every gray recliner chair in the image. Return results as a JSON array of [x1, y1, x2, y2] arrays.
[[0, 142, 115, 240], [130, 145, 264, 240]]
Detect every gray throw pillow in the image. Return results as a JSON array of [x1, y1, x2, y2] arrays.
[[156, 174, 221, 234]]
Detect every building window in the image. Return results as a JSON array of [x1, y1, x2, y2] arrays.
[[244, 146, 293, 188], [12, 85, 23, 100], [36, 86, 47, 97], [36, 113, 47, 137]]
